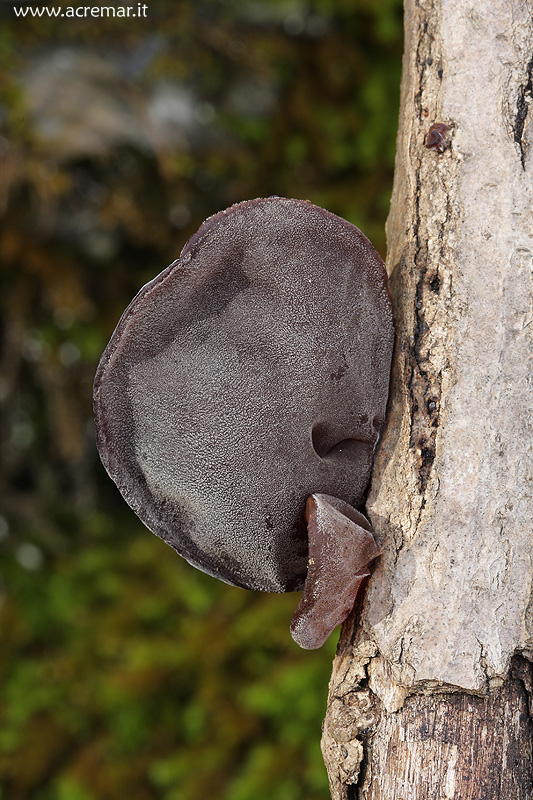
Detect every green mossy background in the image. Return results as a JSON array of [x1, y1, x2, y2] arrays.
[[0, 1, 402, 797]]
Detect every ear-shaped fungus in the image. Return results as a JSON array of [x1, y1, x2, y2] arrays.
[[94, 197, 393, 640], [290, 494, 381, 649]]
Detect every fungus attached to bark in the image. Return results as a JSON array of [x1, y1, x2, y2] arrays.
[[94, 197, 393, 646], [290, 494, 381, 650], [425, 122, 449, 153]]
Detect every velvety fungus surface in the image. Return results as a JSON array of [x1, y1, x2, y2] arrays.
[[94, 197, 393, 599]]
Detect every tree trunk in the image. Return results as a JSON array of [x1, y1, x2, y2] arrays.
[[322, 0, 533, 796]]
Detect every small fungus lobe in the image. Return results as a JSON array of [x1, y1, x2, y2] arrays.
[[290, 494, 380, 649], [94, 197, 393, 645], [425, 122, 449, 153]]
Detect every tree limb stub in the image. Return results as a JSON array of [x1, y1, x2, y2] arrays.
[[372, 0, 532, 696], [324, 0, 533, 794]]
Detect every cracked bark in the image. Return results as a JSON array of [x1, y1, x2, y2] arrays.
[[514, 55, 533, 168], [322, 1, 533, 797]]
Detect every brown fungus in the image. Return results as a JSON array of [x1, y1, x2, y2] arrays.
[[425, 122, 449, 153], [93, 197, 393, 644], [290, 494, 381, 649]]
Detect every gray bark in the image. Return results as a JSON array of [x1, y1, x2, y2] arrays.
[[323, 0, 533, 795]]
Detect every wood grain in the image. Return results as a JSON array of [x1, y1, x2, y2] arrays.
[[358, 657, 533, 800]]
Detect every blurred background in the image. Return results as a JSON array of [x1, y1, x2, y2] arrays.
[[0, 1, 402, 798]]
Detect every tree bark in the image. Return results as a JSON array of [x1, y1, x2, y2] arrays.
[[323, 0, 533, 796], [323, 651, 533, 799]]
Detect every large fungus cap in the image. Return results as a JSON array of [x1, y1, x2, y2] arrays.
[[94, 197, 393, 593]]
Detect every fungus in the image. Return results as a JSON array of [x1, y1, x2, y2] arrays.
[[425, 122, 449, 153], [290, 494, 381, 649], [94, 197, 393, 645]]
